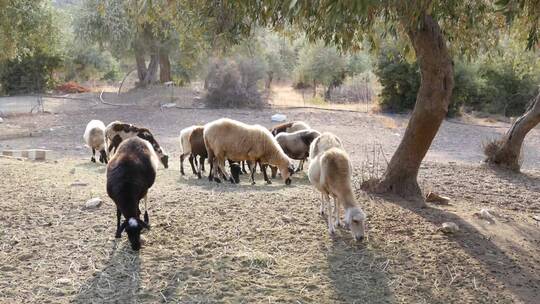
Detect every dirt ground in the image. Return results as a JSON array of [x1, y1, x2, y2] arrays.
[[1, 90, 540, 303]]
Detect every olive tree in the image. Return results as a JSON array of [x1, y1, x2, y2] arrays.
[[223, 0, 510, 202]]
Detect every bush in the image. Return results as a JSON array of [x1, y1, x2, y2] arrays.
[[374, 48, 420, 113], [0, 51, 61, 95], [374, 45, 540, 117], [63, 46, 120, 82], [203, 57, 268, 108]]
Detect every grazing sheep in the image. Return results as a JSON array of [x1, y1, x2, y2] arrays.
[[189, 126, 208, 179], [105, 121, 169, 168], [275, 129, 321, 171], [179, 125, 199, 175], [308, 132, 366, 241], [204, 118, 295, 185], [270, 121, 311, 136], [106, 137, 157, 250], [83, 119, 108, 164]]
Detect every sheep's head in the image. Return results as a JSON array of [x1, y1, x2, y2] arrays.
[[124, 217, 149, 251], [345, 207, 366, 242], [280, 161, 296, 185], [161, 154, 169, 169]]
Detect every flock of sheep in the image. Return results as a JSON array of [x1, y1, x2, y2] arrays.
[[83, 118, 366, 251]]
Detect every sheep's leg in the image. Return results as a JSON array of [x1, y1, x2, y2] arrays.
[[261, 163, 272, 184], [180, 153, 186, 175], [208, 158, 214, 181], [333, 197, 343, 228], [248, 161, 256, 185], [242, 161, 248, 174], [188, 154, 197, 175], [271, 165, 278, 179], [91, 148, 96, 163], [320, 193, 326, 216], [196, 156, 203, 179], [201, 156, 206, 172], [115, 208, 122, 238], [217, 157, 233, 183], [296, 160, 304, 172], [325, 194, 336, 235]]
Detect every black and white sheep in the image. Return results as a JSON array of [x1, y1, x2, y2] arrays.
[[105, 121, 169, 168], [106, 137, 157, 251], [83, 119, 108, 164]]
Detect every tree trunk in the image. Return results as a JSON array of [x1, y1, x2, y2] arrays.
[[265, 71, 274, 89], [312, 81, 317, 97], [134, 45, 148, 85], [143, 54, 159, 85], [484, 91, 540, 171], [373, 14, 454, 203], [159, 49, 172, 83]]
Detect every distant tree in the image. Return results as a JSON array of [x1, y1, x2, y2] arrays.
[[75, 0, 180, 86], [0, 0, 59, 60], [294, 42, 347, 99], [483, 0, 540, 171]]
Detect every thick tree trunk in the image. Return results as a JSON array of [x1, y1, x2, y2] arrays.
[[159, 49, 172, 83], [135, 46, 148, 85], [485, 91, 540, 171], [373, 14, 454, 203], [143, 54, 159, 85]]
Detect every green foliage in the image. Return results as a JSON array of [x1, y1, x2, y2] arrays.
[[375, 44, 540, 117], [63, 45, 120, 81], [204, 57, 267, 108], [0, 0, 60, 60], [294, 42, 347, 88], [0, 51, 62, 95], [374, 47, 420, 113]]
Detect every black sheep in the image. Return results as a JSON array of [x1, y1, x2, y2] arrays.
[[106, 137, 157, 250]]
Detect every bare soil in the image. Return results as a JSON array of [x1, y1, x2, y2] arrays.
[[1, 90, 540, 303]]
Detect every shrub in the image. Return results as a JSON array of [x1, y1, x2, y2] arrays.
[[0, 51, 61, 95], [203, 57, 268, 108], [374, 45, 539, 117], [374, 48, 420, 113]]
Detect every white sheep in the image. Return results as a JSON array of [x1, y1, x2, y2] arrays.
[[204, 118, 295, 185], [83, 119, 107, 163], [179, 125, 199, 175], [308, 132, 366, 241]]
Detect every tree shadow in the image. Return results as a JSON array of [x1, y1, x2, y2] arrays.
[[326, 233, 396, 303], [383, 197, 540, 303], [486, 164, 540, 193], [73, 241, 141, 303]]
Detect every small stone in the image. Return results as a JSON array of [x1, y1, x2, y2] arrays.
[[0, 117, 3, 123], [17, 252, 34, 261], [85, 198, 103, 209], [425, 192, 451, 205], [474, 209, 495, 224], [439, 222, 459, 234], [56, 278, 71, 285]]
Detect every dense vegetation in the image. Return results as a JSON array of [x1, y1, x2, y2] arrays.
[[376, 43, 540, 117]]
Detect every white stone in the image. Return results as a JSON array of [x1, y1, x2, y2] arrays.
[[0, 117, 3, 123], [440, 222, 459, 234], [56, 278, 71, 285], [85, 198, 103, 209], [271, 114, 287, 122]]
